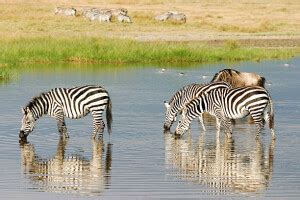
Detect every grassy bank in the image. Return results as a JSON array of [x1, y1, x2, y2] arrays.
[[0, 37, 298, 67], [0, 66, 13, 83]]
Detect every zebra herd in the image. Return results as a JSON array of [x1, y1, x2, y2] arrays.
[[19, 69, 275, 141], [164, 69, 275, 139]]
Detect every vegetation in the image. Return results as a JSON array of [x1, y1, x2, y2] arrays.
[[0, 67, 12, 83], [0, 37, 298, 67], [0, 0, 299, 68]]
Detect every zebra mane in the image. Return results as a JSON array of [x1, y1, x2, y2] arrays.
[[25, 92, 48, 110], [210, 73, 219, 82], [210, 68, 240, 83], [168, 83, 199, 104]]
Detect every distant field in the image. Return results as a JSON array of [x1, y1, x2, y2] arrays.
[[0, 0, 299, 69], [0, 0, 299, 45]]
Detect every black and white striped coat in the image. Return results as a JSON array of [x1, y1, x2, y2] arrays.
[[20, 85, 112, 139], [164, 82, 232, 131], [175, 85, 275, 139]]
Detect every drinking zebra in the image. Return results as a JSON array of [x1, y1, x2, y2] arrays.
[[19, 85, 112, 140], [175, 85, 275, 139], [164, 82, 232, 131]]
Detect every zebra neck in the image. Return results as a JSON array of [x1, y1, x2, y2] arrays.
[[26, 93, 50, 120]]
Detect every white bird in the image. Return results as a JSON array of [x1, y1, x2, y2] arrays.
[[158, 68, 166, 73]]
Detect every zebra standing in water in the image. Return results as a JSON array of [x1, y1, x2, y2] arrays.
[[19, 85, 112, 140], [164, 82, 232, 131], [175, 85, 275, 139]]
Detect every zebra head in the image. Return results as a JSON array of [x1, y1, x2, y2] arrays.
[[174, 119, 189, 137], [164, 101, 177, 130], [174, 109, 189, 137], [20, 107, 36, 139]]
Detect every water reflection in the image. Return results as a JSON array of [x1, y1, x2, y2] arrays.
[[19, 138, 112, 195], [165, 133, 275, 194]]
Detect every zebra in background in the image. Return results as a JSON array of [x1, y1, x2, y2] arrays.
[[164, 82, 232, 131], [19, 85, 112, 140], [175, 85, 275, 139], [211, 68, 266, 88]]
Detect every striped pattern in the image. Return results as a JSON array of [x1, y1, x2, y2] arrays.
[[175, 85, 275, 138], [164, 134, 275, 193], [20, 85, 112, 139], [20, 139, 112, 195], [164, 82, 231, 131]]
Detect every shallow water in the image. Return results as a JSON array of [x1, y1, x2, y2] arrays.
[[0, 59, 300, 199]]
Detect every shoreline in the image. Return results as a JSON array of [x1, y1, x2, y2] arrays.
[[0, 37, 299, 67], [0, 0, 299, 70]]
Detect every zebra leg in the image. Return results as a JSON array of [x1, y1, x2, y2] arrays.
[[91, 110, 105, 139], [56, 118, 69, 138], [93, 120, 105, 139], [250, 112, 264, 138], [263, 109, 276, 140], [222, 119, 232, 139], [198, 113, 206, 131], [215, 117, 221, 138], [215, 110, 232, 138]]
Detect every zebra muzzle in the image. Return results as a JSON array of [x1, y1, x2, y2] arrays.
[[163, 124, 170, 131], [19, 130, 27, 139]]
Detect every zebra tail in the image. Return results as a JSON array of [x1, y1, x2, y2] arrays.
[[106, 96, 112, 135], [259, 76, 266, 88], [269, 96, 274, 130]]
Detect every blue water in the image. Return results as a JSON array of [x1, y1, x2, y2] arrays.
[[0, 58, 299, 199]]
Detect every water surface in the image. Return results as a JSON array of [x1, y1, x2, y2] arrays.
[[0, 59, 300, 199]]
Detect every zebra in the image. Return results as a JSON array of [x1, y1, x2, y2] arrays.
[[155, 12, 173, 21], [99, 13, 112, 22], [211, 69, 266, 88], [169, 12, 186, 23], [54, 7, 77, 16], [164, 82, 232, 131], [117, 14, 132, 23], [175, 85, 275, 139], [19, 85, 112, 140]]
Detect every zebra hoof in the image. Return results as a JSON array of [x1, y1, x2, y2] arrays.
[[174, 132, 182, 139], [226, 132, 232, 139], [163, 124, 170, 131]]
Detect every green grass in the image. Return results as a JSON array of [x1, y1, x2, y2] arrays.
[[0, 37, 298, 67], [0, 67, 12, 83]]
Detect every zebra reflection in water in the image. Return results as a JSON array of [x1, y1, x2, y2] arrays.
[[164, 133, 275, 194], [20, 138, 112, 195]]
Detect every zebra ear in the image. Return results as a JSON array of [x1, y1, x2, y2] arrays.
[[164, 101, 170, 109], [26, 107, 31, 114], [21, 107, 26, 114]]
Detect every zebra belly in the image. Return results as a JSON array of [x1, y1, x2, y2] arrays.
[[227, 107, 249, 119], [63, 107, 90, 119]]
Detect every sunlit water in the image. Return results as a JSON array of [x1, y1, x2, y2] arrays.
[[0, 59, 299, 199]]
